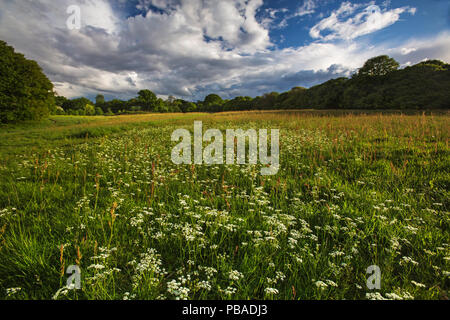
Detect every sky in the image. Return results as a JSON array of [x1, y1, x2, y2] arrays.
[[0, 0, 449, 101]]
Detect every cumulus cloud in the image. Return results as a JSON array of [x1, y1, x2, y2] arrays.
[[0, 0, 447, 100]]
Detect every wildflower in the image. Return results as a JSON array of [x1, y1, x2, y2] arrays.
[[229, 270, 244, 281], [400, 256, 419, 266], [366, 292, 386, 300], [88, 264, 105, 270], [264, 287, 279, 295], [315, 281, 328, 289], [196, 281, 212, 291], [223, 286, 237, 295], [6, 287, 22, 297], [411, 281, 426, 288], [167, 280, 190, 300]]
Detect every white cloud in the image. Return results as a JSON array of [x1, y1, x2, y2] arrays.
[[310, 2, 416, 41], [80, 0, 120, 34], [297, 0, 317, 17], [391, 32, 450, 64], [401, 47, 417, 55], [0, 0, 447, 100]]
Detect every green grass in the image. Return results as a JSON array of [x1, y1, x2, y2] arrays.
[[0, 111, 448, 300]]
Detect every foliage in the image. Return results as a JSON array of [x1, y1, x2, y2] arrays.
[[0, 41, 55, 123], [357, 55, 400, 77]]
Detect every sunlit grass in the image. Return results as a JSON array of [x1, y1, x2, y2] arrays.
[[0, 111, 448, 300]]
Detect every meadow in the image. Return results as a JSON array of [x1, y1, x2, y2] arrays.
[[0, 110, 448, 300]]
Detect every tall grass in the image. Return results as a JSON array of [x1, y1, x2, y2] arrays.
[[0, 111, 448, 300]]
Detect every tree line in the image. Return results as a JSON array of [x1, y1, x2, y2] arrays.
[[1, 40, 449, 123]]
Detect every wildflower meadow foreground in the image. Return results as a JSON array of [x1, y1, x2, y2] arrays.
[[0, 111, 448, 300]]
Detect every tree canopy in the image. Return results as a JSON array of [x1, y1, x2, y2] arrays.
[[357, 55, 400, 77], [0, 41, 55, 122]]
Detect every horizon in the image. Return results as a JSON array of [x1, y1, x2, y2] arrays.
[[0, 0, 449, 101]]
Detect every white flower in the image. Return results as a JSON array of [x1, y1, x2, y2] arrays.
[[264, 287, 279, 295], [366, 292, 386, 300], [411, 281, 426, 288], [229, 270, 244, 281], [315, 281, 328, 289], [6, 287, 22, 297], [223, 286, 237, 295], [400, 256, 419, 266]]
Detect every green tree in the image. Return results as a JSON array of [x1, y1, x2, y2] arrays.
[[95, 94, 105, 106], [63, 97, 92, 112], [357, 55, 400, 77], [95, 107, 104, 115], [203, 94, 223, 112], [84, 104, 96, 116], [0, 41, 55, 122], [55, 96, 68, 107], [137, 89, 157, 111], [204, 94, 223, 106]]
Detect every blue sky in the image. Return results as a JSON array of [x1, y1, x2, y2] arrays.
[[0, 0, 449, 101], [264, 0, 449, 48]]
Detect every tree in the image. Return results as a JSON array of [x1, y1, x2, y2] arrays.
[[357, 55, 399, 77], [258, 92, 279, 109], [95, 94, 105, 106], [54, 106, 65, 115], [84, 104, 96, 116], [204, 94, 223, 106], [203, 94, 223, 112], [95, 107, 104, 115], [0, 41, 55, 122], [63, 97, 92, 111], [55, 96, 68, 107], [223, 96, 253, 111], [137, 89, 157, 111]]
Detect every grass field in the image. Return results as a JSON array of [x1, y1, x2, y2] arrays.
[[0, 110, 448, 300]]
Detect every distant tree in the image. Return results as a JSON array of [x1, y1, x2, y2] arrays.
[[63, 97, 92, 111], [204, 94, 223, 106], [95, 94, 105, 106], [84, 104, 96, 116], [95, 107, 104, 115], [179, 101, 198, 113], [278, 87, 308, 109], [55, 96, 68, 107], [259, 92, 279, 109], [223, 96, 253, 111], [202, 94, 224, 112], [413, 59, 450, 71], [357, 55, 399, 77], [137, 89, 157, 111], [153, 98, 168, 113], [0, 41, 55, 122], [55, 106, 65, 115]]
